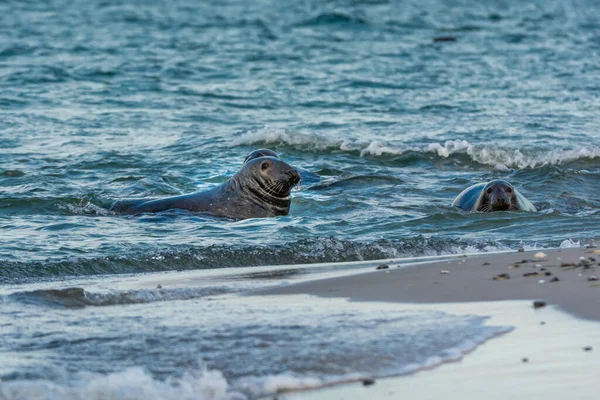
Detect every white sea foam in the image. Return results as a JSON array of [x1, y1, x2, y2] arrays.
[[0, 367, 243, 400], [235, 126, 600, 169], [559, 238, 581, 248]]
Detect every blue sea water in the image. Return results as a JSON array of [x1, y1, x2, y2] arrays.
[[1, 0, 600, 397]]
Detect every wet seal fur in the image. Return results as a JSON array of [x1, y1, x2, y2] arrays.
[[111, 156, 300, 219], [244, 148, 321, 185], [452, 180, 536, 212]]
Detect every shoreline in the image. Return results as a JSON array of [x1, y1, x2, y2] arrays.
[[277, 300, 600, 400], [252, 247, 600, 399]]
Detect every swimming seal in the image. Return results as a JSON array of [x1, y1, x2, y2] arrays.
[[243, 148, 321, 185], [111, 156, 300, 219], [452, 180, 536, 212]]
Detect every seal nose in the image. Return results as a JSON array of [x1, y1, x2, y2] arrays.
[[496, 197, 506, 205], [287, 169, 300, 184]]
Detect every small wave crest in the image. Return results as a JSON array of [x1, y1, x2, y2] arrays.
[[0, 237, 505, 283], [9, 286, 234, 309], [234, 126, 600, 169]]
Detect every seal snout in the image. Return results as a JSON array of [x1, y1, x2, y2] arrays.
[[286, 169, 301, 185]]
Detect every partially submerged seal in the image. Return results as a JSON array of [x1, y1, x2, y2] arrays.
[[111, 156, 300, 219], [452, 180, 536, 212]]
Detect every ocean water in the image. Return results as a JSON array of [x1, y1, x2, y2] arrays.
[[1, 0, 599, 397]]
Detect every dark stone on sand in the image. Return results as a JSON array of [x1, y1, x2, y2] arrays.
[[521, 357, 529, 363], [587, 276, 599, 281], [533, 300, 546, 309], [583, 346, 593, 352], [482, 262, 490, 266], [540, 321, 546, 325], [493, 273, 510, 280], [362, 378, 376, 386], [156, 284, 162, 289], [561, 263, 576, 267], [376, 264, 389, 270], [550, 277, 560, 282], [545, 271, 552, 276], [590, 257, 597, 262], [518, 248, 525, 252], [523, 272, 539, 277], [433, 36, 457, 42]]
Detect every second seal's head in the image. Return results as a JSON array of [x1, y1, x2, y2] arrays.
[[479, 180, 516, 211]]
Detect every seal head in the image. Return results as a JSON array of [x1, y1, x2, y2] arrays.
[[243, 148, 321, 185], [477, 180, 517, 211], [240, 156, 300, 215], [452, 179, 536, 212]]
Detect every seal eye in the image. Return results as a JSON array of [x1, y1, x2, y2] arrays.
[[261, 162, 270, 171], [506, 187, 512, 193], [487, 188, 493, 194]]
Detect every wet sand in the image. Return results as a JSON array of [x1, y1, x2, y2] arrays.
[[257, 247, 600, 321]]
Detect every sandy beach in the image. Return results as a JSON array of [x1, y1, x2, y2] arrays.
[[254, 246, 600, 399]]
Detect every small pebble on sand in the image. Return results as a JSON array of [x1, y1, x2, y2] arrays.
[[583, 346, 593, 352], [362, 379, 376, 386], [533, 300, 546, 309], [493, 273, 510, 280], [482, 262, 490, 266], [587, 275, 599, 281], [534, 252, 548, 259], [518, 248, 525, 252], [522, 357, 529, 363], [441, 270, 450, 274], [156, 284, 162, 289], [376, 264, 389, 270], [561, 263, 576, 267]]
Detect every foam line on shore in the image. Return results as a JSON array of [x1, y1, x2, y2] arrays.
[[280, 300, 600, 400]]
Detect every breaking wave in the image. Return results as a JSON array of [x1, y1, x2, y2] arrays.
[[235, 126, 600, 170], [0, 367, 242, 400], [8, 286, 238, 309]]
